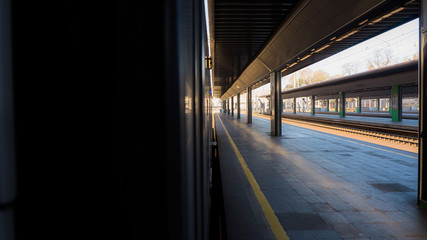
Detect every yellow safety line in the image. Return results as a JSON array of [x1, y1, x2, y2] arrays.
[[217, 115, 290, 240]]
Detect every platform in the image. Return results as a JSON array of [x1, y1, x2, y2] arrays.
[[282, 112, 418, 129], [215, 113, 427, 240]]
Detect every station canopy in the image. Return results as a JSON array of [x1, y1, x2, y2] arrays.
[[212, 0, 419, 100]]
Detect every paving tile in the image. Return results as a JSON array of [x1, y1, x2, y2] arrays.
[[309, 203, 336, 212], [331, 223, 365, 238], [290, 182, 316, 196], [286, 230, 314, 240], [369, 183, 416, 193], [310, 230, 342, 239], [353, 223, 393, 238], [339, 211, 373, 223], [286, 230, 342, 240], [319, 212, 349, 224], [277, 213, 331, 231], [278, 194, 314, 213], [375, 222, 416, 238], [359, 210, 396, 223], [302, 188, 327, 203]]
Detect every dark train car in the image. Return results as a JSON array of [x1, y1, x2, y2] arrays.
[[118, 0, 219, 240]]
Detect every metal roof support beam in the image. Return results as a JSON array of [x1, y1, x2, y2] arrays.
[[270, 71, 282, 136]]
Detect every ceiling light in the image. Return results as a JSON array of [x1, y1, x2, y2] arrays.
[[335, 29, 358, 42], [358, 19, 369, 25], [287, 62, 297, 67], [299, 54, 312, 61], [314, 44, 330, 53]]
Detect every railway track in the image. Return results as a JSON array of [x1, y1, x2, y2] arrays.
[[283, 117, 419, 147]]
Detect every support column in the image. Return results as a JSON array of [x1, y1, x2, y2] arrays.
[[376, 98, 380, 111], [293, 97, 296, 114], [247, 87, 252, 124], [339, 92, 345, 118], [227, 99, 230, 114], [419, 0, 427, 207], [237, 93, 240, 119], [231, 96, 234, 116], [391, 85, 402, 122], [270, 71, 282, 136], [311, 95, 315, 115], [357, 97, 361, 113], [335, 98, 338, 112], [326, 99, 329, 112]]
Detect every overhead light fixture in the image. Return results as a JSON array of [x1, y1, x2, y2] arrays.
[[314, 44, 330, 53], [299, 54, 312, 61], [335, 29, 358, 42], [358, 19, 369, 25], [390, 7, 404, 15], [405, 0, 416, 5], [368, 7, 404, 25], [370, 17, 383, 24], [287, 62, 297, 68]]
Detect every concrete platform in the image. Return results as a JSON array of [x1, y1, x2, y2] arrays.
[[215, 113, 427, 240], [282, 112, 418, 129]]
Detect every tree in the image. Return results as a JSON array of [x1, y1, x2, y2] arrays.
[[366, 48, 395, 69], [289, 68, 330, 88], [311, 69, 329, 84], [341, 62, 360, 76]]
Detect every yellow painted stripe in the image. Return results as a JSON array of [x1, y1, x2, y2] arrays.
[[217, 116, 290, 240]]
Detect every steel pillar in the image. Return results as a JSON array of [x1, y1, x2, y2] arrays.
[[311, 95, 315, 115], [391, 85, 402, 122], [326, 98, 329, 112], [227, 99, 230, 114], [376, 98, 380, 111], [356, 97, 361, 113], [231, 96, 234, 116], [419, 0, 427, 207], [339, 92, 345, 118], [247, 87, 252, 124], [335, 98, 338, 112], [293, 97, 296, 114], [270, 71, 282, 136], [237, 93, 240, 119]]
